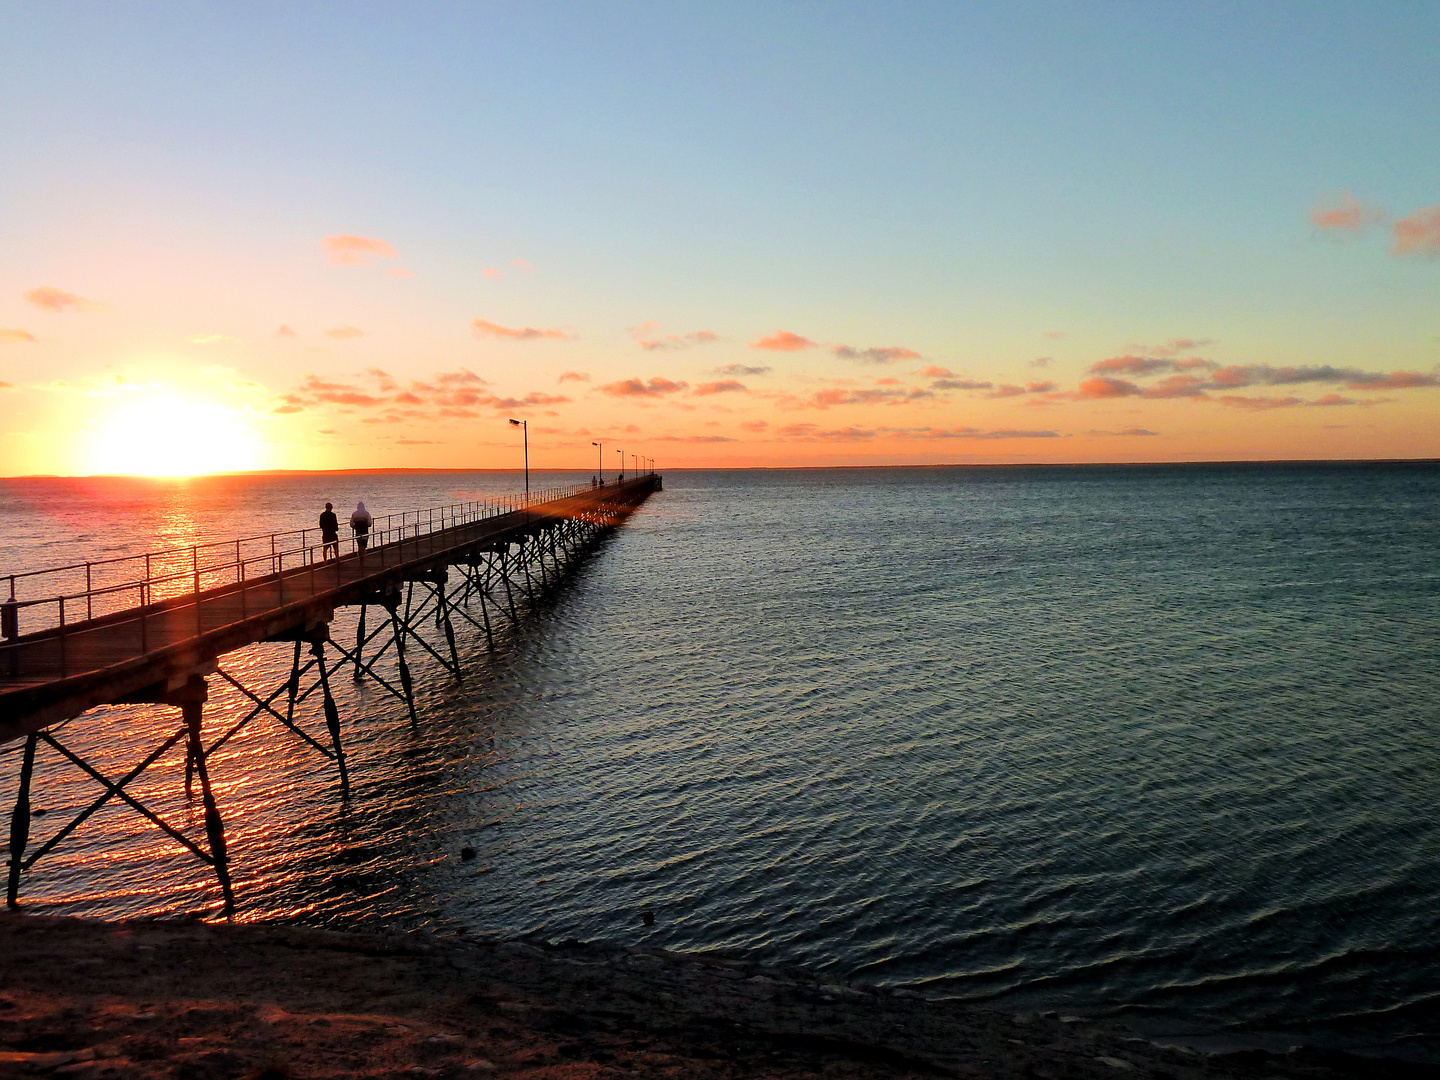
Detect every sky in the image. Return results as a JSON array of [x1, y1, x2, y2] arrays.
[[1, 2, 1438, 475]]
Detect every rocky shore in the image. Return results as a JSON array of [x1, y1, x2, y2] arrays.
[[0, 913, 1425, 1078]]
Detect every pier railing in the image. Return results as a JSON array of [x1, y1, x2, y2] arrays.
[[0, 481, 605, 649]]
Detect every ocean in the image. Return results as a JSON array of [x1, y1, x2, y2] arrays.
[[2, 463, 1438, 1054]]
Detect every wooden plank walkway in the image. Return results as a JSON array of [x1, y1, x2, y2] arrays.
[[0, 477, 658, 740]]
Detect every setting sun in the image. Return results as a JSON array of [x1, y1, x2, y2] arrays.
[[87, 394, 263, 476]]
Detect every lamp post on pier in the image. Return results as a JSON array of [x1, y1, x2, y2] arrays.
[[615, 449, 624, 482], [509, 418, 529, 507], [592, 441, 603, 485]]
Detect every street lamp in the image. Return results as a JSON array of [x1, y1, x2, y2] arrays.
[[631, 453, 638, 476], [508, 418, 528, 504], [592, 441, 603, 485], [615, 449, 623, 481]]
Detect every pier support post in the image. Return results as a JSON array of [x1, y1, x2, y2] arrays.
[[312, 637, 350, 795], [178, 677, 235, 918], [353, 601, 367, 681], [5, 733, 37, 908], [285, 639, 303, 725], [389, 601, 419, 729]]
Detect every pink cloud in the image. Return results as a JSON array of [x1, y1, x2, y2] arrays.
[[559, 371, 590, 383], [832, 344, 921, 364], [1030, 356, 1053, 368], [931, 378, 993, 391], [1042, 331, 1066, 340], [0, 328, 36, 343], [1309, 394, 1359, 407], [751, 330, 819, 351], [632, 322, 721, 350], [988, 384, 1026, 398], [919, 365, 954, 378], [654, 434, 737, 443], [472, 318, 568, 340], [1343, 370, 1440, 390], [717, 364, 770, 377], [276, 324, 297, 338], [510, 258, 534, 274], [483, 267, 502, 280], [1393, 206, 1440, 255], [1311, 194, 1382, 232], [1076, 376, 1142, 398], [1026, 380, 1056, 393], [323, 234, 398, 266], [740, 420, 769, 431], [693, 380, 747, 396], [599, 376, 690, 397], [325, 325, 364, 340], [24, 286, 100, 313], [1141, 374, 1209, 399]]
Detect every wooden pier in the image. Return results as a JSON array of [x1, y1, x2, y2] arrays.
[[1, 475, 661, 914]]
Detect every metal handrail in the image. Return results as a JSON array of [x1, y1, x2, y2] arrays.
[[0, 480, 604, 645]]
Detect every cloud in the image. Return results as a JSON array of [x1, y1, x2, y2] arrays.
[[276, 324, 297, 338], [716, 364, 770, 377], [931, 378, 994, 391], [558, 371, 590, 383], [0, 328, 36, 343], [832, 344, 921, 364], [1087, 427, 1159, 436], [1311, 194, 1383, 232], [325, 325, 364, 340], [273, 404, 305, 414], [777, 424, 878, 441], [510, 258, 534, 274], [1026, 380, 1056, 393], [655, 434, 737, 442], [472, 318, 568, 340], [1309, 394, 1359, 407], [631, 321, 721, 350], [1043, 331, 1066, 340], [1342, 370, 1440, 390], [599, 376, 690, 398], [919, 365, 954, 378], [1030, 356, 1053, 368], [693, 380, 747, 396], [987, 384, 1026, 398], [1217, 395, 1304, 410], [740, 419, 769, 431], [24, 286, 100, 313], [810, 386, 935, 408], [386, 267, 414, 279], [396, 438, 440, 445], [483, 267, 502, 280], [751, 330, 818, 351], [1076, 376, 1143, 398], [1393, 206, 1440, 256], [1090, 354, 1218, 377], [891, 426, 1061, 440], [323, 234, 398, 266]]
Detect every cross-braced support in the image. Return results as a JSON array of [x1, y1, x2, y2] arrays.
[[5, 674, 234, 917]]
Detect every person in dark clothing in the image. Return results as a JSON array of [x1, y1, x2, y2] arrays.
[[350, 501, 372, 554], [319, 502, 340, 561]]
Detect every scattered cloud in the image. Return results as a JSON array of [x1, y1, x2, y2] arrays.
[[1309, 394, 1359, 407], [472, 318, 568, 340], [931, 378, 994, 391], [323, 234, 398, 266], [1027, 380, 1056, 393], [1030, 356, 1053, 368], [631, 321, 721, 350], [1122, 337, 1213, 357], [558, 371, 590, 383], [751, 330, 818, 352], [693, 380, 747, 396], [276, 324, 298, 338], [919, 366, 954, 378], [0, 328, 36, 343], [325, 325, 364, 340], [987, 381, 1056, 399], [740, 419, 769, 431], [396, 438, 440, 445], [717, 364, 771, 377], [1043, 331, 1067, 340], [1217, 395, 1305, 410], [510, 258, 534, 274], [832, 344, 921, 364], [24, 286, 100, 313], [1311, 193, 1383, 232], [1076, 376, 1142, 398], [275, 367, 568, 419], [483, 267, 502, 280], [809, 386, 935, 408], [655, 434, 737, 443], [1392, 205, 1440, 256], [1087, 427, 1159, 436], [599, 376, 690, 398]]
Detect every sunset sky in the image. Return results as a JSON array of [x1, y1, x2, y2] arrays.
[[2, 3, 1438, 475]]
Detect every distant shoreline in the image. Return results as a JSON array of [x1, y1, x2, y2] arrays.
[[4, 457, 1438, 480]]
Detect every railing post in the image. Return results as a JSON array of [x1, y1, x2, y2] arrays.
[[85, 563, 92, 621], [193, 546, 202, 636], [58, 596, 67, 677]]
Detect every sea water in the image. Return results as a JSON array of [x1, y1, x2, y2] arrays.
[[1, 463, 1438, 1053]]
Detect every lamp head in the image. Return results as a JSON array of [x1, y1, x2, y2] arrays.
[[509, 418, 521, 426]]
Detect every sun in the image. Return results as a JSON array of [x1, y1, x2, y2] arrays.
[[88, 394, 264, 476]]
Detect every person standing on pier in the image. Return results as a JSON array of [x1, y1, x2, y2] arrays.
[[319, 502, 340, 561], [350, 501, 372, 554]]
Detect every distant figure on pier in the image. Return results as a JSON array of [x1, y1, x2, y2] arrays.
[[591, 475, 597, 488], [319, 502, 340, 561], [350, 501, 372, 554]]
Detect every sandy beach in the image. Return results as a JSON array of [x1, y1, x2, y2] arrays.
[[0, 913, 1424, 1079]]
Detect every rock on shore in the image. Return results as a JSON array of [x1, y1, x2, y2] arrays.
[[0, 913, 1423, 1078]]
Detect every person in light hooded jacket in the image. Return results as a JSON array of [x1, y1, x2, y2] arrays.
[[350, 501, 373, 554]]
